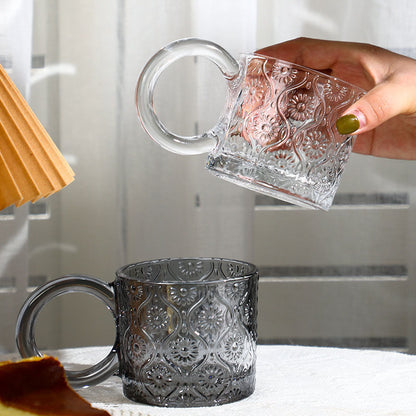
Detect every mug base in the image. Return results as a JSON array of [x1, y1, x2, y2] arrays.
[[122, 372, 255, 407], [207, 153, 334, 211]]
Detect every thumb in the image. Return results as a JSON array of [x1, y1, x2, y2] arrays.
[[336, 80, 411, 135]]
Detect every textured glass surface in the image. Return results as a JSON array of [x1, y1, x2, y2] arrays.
[[207, 55, 365, 210], [114, 258, 258, 407], [137, 39, 365, 210]]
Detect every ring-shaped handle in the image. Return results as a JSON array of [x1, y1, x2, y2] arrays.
[[135, 37, 240, 155], [15, 275, 118, 388]]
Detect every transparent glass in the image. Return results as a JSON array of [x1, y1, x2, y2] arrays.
[[136, 38, 366, 210], [16, 258, 258, 407]]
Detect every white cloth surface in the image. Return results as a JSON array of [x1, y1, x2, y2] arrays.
[[3, 345, 416, 416]]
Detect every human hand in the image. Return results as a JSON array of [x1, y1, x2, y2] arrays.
[[257, 37, 416, 160]]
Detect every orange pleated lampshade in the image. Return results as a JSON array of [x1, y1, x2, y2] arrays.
[[0, 64, 74, 210]]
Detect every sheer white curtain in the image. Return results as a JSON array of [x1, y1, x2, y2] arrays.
[[58, 0, 257, 276], [256, 0, 416, 351], [42, 0, 416, 350], [258, 0, 416, 48], [55, 0, 258, 348], [120, 0, 257, 264], [3, 0, 416, 351], [0, 0, 33, 352]]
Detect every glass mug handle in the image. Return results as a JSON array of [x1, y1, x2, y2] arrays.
[[15, 275, 119, 388], [135, 37, 240, 155]]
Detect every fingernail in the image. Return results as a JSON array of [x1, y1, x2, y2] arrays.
[[336, 114, 360, 135]]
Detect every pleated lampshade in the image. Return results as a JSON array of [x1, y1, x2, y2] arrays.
[[0, 64, 74, 210]]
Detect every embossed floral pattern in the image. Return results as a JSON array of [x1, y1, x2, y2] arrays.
[[323, 81, 349, 102], [168, 336, 199, 365], [134, 264, 156, 281], [271, 64, 298, 84], [177, 260, 204, 280], [126, 333, 147, 362], [246, 58, 264, 77], [145, 364, 173, 394], [143, 305, 169, 334], [195, 303, 223, 339], [300, 131, 330, 160], [168, 286, 198, 307], [127, 283, 143, 302], [223, 333, 244, 363], [273, 149, 297, 170], [287, 93, 316, 121], [225, 282, 247, 302], [225, 262, 248, 277], [246, 112, 283, 147], [197, 364, 227, 394], [242, 77, 268, 114], [116, 258, 258, 406]]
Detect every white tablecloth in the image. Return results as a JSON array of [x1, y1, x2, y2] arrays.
[[3, 345, 416, 416]]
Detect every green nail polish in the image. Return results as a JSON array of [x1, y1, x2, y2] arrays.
[[336, 114, 360, 135]]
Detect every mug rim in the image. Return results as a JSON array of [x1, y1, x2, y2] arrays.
[[241, 52, 367, 94], [115, 257, 258, 285]]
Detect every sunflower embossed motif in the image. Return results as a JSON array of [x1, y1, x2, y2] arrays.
[[224, 261, 247, 277], [172, 259, 211, 281], [168, 285, 199, 308], [322, 80, 349, 103], [194, 301, 225, 343], [224, 281, 247, 306], [273, 147, 298, 171], [126, 333, 147, 364], [178, 260, 203, 278], [197, 364, 229, 397], [287, 91, 317, 122], [221, 53, 362, 210], [166, 336, 200, 367], [144, 363, 175, 397], [244, 110, 284, 148], [242, 76, 269, 114], [127, 282, 144, 303], [142, 304, 170, 336], [299, 129, 331, 162], [131, 263, 159, 282], [221, 332, 245, 364], [270, 62, 298, 85]]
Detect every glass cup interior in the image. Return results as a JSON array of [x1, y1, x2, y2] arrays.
[[116, 257, 258, 284]]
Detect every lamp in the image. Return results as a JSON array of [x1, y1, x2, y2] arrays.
[[0, 64, 74, 210]]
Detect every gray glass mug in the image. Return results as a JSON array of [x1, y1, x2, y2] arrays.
[[15, 258, 258, 407], [136, 38, 365, 210]]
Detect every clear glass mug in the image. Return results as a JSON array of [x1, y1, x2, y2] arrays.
[[136, 38, 365, 210], [15, 258, 258, 408]]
